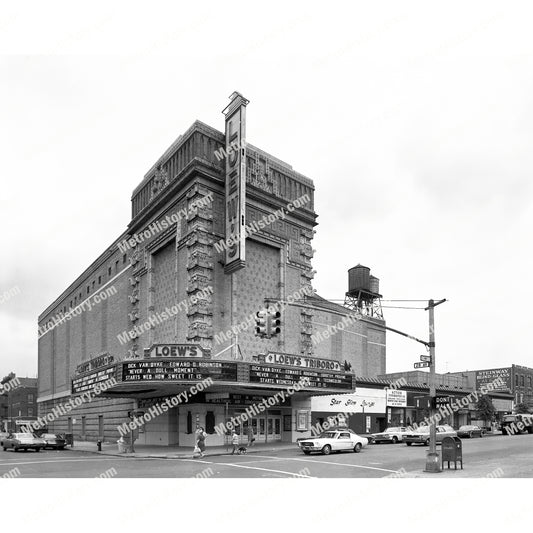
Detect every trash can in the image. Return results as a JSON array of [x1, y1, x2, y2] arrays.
[[117, 437, 132, 453], [441, 436, 463, 470]]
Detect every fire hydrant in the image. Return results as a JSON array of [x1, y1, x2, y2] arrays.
[[97, 440, 102, 452]]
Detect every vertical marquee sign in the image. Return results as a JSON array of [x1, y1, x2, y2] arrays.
[[222, 91, 249, 274]]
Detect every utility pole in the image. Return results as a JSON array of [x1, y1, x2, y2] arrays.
[[425, 298, 446, 473]]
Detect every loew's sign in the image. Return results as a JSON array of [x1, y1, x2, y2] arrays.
[[264, 352, 342, 372], [149, 344, 206, 358], [223, 91, 249, 274]]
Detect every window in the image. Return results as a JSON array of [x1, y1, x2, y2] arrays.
[[115, 261, 119, 272], [521, 375, 525, 387], [28, 408, 33, 416], [108, 267, 112, 276], [87, 286, 90, 294], [529, 377, 532, 387], [516, 375, 519, 386], [27, 394, 34, 403], [98, 275, 101, 284], [123, 254, 127, 264], [92, 281, 95, 289]]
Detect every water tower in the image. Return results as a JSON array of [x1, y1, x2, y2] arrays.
[[344, 264, 383, 319]]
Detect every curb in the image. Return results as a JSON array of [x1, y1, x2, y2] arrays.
[[66, 445, 297, 460]]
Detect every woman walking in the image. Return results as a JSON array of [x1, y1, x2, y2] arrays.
[[196, 427, 206, 458]]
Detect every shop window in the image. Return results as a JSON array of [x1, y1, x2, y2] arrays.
[[186, 411, 192, 434], [205, 411, 215, 434]]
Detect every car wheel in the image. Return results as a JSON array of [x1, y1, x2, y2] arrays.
[[425, 439, 430, 446], [321, 445, 332, 455], [479, 432, 483, 438], [303, 451, 311, 455], [354, 443, 362, 453], [59, 446, 65, 450], [392, 437, 398, 444], [469, 432, 472, 438], [406, 442, 412, 446], [2, 447, 6, 451], [23, 448, 27, 452], [35, 448, 41, 452]]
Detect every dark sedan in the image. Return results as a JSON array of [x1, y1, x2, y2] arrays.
[[40, 433, 67, 450], [457, 425, 484, 438]]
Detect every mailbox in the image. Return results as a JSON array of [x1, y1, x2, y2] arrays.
[[441, 436, 463, 470]]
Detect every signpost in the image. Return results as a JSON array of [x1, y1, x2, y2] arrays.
[[414, 362, 430, 369]]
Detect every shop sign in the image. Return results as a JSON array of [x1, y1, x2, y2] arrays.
[[386, 389, 407, 407], [149, 344, 206, 358], [475, 367, 511, 391], [76, 353, 114, 375], [264, 352, 342, 372], [311, 388, 386, 413]]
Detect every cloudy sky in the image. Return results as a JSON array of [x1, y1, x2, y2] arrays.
[[1, 1, 532, 379]]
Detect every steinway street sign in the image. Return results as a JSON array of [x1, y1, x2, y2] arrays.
[[414, 361, 430, 369], [420, 355, 431, 362]]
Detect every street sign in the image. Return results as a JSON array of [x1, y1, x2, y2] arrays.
[[414, 362, 430, 369], [433, 396, 451, 408], [420, 355, 431, 362]]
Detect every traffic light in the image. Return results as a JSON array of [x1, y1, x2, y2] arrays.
[[269, 309, 281, 336], [255, 309, 269, 337]]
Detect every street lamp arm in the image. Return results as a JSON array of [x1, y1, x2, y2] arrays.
[[383, 324, 430, 347]]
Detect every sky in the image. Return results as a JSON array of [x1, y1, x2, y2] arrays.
[[1, 0, 532, 379]]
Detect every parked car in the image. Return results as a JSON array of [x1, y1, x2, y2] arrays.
[[297, 430, 368, 455], [404, 425, 457, 446], [0, 432, 9, 447], [371, 427, 408, 444], [457, 425, 484, 438], [2, 432, 46, 452], [40, 433, 67, 450]]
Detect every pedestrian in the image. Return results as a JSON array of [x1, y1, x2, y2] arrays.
[[247, 425, 255, 447], [231, 430, 239, 455], [196, 426, 206, 458]]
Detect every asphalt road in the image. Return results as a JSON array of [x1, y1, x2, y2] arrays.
[[1, 433, 532, 478]]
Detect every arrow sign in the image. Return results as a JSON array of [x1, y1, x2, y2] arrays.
[[420, 355, 431, 362], [414, 362, 430, 369]]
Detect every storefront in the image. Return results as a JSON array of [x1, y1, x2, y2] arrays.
[[310, 388, 387, 435]]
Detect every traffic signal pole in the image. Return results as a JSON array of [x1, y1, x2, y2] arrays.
[[425, 298, 446, 473]]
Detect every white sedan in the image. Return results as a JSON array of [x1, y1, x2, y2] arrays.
[[298, 430, 368, 455]]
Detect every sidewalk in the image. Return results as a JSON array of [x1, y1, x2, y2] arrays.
[[64, 440, 297, 459]]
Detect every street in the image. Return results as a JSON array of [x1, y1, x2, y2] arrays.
[[1, 434, 532, 478]]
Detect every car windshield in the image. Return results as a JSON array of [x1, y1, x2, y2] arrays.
[[42, 434, 55, 438], [459, 426, 473, 431], [319, 432, 337, 439], [14, 433, 32, 438], [386, 428, 399, 432], [503, 415, 516, 422], [415, 426, 429, 433]]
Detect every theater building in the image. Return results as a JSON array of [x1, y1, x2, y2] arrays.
[[37, 92, 386, 446]]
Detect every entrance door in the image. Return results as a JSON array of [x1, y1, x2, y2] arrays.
[[267, 416, 282, 442]]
